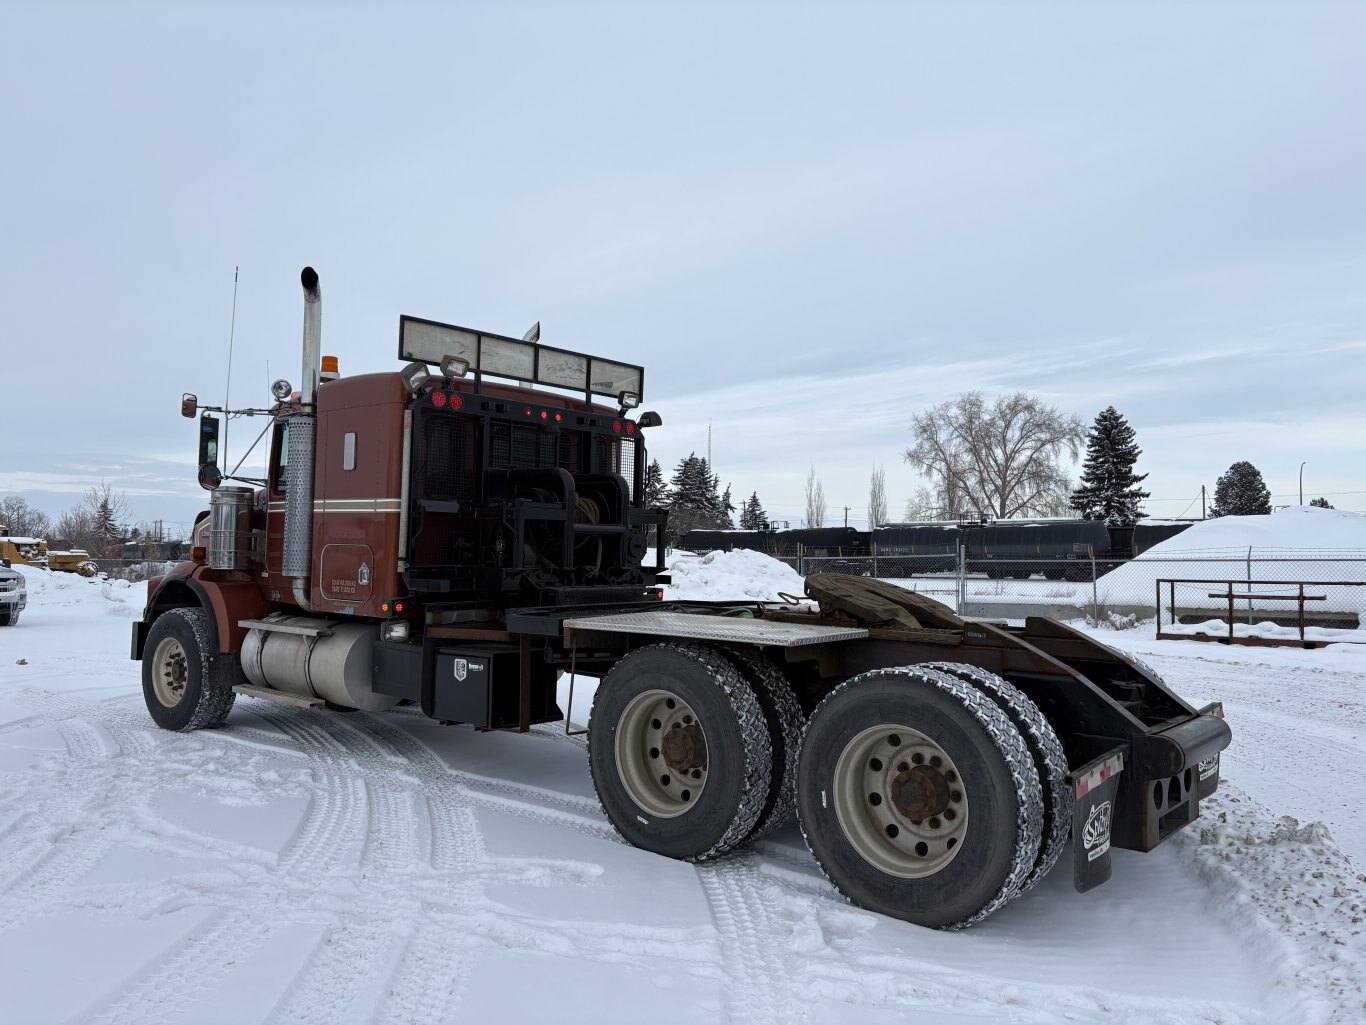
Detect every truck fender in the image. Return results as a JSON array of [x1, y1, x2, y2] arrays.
[[135, 576, 268, 658]]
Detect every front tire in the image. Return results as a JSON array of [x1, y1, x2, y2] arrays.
[[798, 667, 1042, 929], [588, 643, 772, 861], [142, 607, 239, 732]]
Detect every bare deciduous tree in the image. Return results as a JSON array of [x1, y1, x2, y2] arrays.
[[867, 466, 887, 529], [902, 485, 943, 522], [0, 496, 53, 538], [804, 466, 827, 528], [904, 392, 1084, 520]]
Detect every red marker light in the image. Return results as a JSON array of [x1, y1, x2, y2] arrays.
[[431, 391, 447, 408], [625, 422, 635, 436], [554, 412, 563, 422], [524, 408, 533, 417], [449, 393, 463, 411], [612, 420, 623, 434], [540, 410, 548, 420], [394, 601, 405, 614]]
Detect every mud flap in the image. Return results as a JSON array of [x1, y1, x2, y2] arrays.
[[1071, 746, 1125, 893], [1195, 701, 1225, 800]]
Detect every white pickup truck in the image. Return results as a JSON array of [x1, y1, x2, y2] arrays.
[[0, 560, 27, 626]]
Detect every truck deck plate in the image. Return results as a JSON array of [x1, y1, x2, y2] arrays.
[[563, 611, 867, 648]]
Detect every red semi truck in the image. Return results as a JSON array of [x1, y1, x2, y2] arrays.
[[132, 268, 1230, 928]]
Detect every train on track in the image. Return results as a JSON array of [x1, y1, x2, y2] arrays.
[[681, 519, 1195, 579]]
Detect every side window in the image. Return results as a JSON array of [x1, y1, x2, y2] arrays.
[[271, 421, 290, 494]]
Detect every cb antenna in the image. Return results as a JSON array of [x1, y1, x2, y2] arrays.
[[222, 266, 240, 470]]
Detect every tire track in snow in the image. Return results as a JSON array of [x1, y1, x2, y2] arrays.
[[697, 853, 803, 1025], [84, 704, 373, 1025], [0, 705, 127, 931]]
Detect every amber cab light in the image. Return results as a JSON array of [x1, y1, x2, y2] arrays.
[[190, 546, 207, 561]]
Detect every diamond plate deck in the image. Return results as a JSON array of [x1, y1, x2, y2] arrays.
[[562, 611, 867, 648]]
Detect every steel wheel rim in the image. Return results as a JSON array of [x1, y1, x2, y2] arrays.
[[832, 723, 970, 878], [151, 635, 190, 708], [615, 688, 708, 819]]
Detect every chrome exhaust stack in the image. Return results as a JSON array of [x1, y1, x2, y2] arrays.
[[283, 267, 320, 608], [299, 266, 322, 407]]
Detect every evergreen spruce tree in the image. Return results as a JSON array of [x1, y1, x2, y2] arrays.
[[93, 497, 121, 557], [1310, 497, 1334, 510], [665, 453, 729, 539], [1209, 461, 1272, 517], [718, 485, 736, 529], [1068, 406, 1150, 526], [739, 492, 768, 530], [642, 459, 667, 508], [640, 459, 668, 546]]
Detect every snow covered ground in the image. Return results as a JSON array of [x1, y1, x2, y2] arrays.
[[2, 555, 1364, 1025]]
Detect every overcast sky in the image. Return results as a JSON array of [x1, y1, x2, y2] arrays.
[[3, 1, 1363, 536]]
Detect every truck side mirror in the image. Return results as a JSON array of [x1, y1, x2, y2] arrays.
[[181, 393, 198, 418], [197, 414, 221, 491], [637, 411, 663, 429]]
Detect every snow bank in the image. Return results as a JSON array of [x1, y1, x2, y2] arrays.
[[1099, 508, 1366, 622], [663, 548, 810, 603]]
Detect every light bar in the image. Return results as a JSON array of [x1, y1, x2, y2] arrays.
[[399, 315, 644, 402]]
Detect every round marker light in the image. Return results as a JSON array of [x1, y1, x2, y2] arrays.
[[540, 410, 548, 420], [612, 420, 622, 434], [431, 391, 447, 408], [393, 601, 405, 614], [625, 422, 636, 436], [449, 393, 463, 411], [554, 412, 563, 422]]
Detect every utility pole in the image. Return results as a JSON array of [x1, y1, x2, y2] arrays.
[[1299, 461, 1306, 505], [1201, 485, 1206, 519], [844, 506, 850, 528]]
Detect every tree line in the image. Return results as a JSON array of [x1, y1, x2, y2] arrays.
[[0, 483, 164, 559], [657, 391, 1337, 538]]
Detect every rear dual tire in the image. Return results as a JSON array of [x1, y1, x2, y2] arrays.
[[797, 667, 1043, 929], [588, 644, 773, 861]]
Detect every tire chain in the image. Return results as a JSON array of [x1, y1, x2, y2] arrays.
[[922, 662, 1072, 894], [718, 645, 804, 845], [586, 643, 773, 862], [798, 666, 1043, 929]]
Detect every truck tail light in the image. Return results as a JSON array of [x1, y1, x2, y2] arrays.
[[612, 420, 622, 434], [431, 391, 447, 408]]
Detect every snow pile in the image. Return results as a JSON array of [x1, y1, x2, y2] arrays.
[[1141, 506, 1366, 556], [1178, 786, 1366, 1024], [9, 563, 143, 618], [1099, 507, 1366, 623], [663, 547, 810, 602]]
